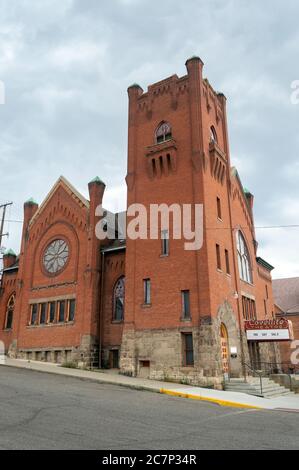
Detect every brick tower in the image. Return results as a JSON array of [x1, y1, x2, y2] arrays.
[[120, 57, 278, 387]]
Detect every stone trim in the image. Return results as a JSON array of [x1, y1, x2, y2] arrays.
[[29, 294, 76, 304]]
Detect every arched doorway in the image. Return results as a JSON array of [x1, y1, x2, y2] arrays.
[[220, 323, 230, 374]]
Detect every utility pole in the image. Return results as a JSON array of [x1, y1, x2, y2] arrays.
[[0, 202, 12, 251]]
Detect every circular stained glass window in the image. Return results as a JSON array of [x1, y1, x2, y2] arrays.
[[43, 239, 69, 275]]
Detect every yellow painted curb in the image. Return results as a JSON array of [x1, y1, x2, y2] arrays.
[[160, 388, 263, 410]]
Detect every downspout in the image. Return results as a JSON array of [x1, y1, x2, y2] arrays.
[[227, 196, 247, 381], [98, 251, 105, 369]]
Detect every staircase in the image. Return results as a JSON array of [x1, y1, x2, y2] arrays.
[[224, 377, 295, 398]]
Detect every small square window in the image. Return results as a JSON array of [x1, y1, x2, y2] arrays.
[[216, 244, 221, 270], [68, 299, 76, 322], [49, 302, 56, 323], [30, 304, 38, 325], [58, 301, 65, 322], [181, 290, 191, 319], [225, 249, 230, 274], [161, 230, 169, 256], [143, 279, 151, 305], [217, 197, 222, 219], [40, 303, 47, 324], [182, 333, 194, 366]]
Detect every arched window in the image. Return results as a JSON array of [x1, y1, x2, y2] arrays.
[[113, 276, 125, 321], [210, 126, 218, 143], [237, 231, 252, 283], [156, 122, 172, 144], [5, 293, 15, 330]]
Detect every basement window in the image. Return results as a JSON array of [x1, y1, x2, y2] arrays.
[[182, 333, 194, 366]]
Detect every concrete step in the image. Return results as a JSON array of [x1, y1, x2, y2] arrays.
[[226, 382, 283, 390], [224, 377, 293, 398]]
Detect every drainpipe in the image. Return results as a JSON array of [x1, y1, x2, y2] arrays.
[[98, 251, 105, 369]]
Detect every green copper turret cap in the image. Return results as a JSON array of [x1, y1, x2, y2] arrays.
[[243, 187, 252, 195], [24, 197, 38, 205], [4, 248, 16, 257], [89, 176, 105, 185], [185, 55, 204, 65], [128, 83, 142, 89]]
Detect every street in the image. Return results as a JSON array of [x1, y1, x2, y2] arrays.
[[0, 366, 298, 450]]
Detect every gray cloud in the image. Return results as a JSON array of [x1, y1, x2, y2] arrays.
[[0, 0, 298, 278]]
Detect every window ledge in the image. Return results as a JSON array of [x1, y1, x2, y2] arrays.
[[111, 320, 124, 324], [27, 321, 75, 328], [3, 328, 12, 332], [141, 303, 152, 309], [146, 139, 177, 156], [240, 279, 254, 287], [180, 316, 192, 322], [159, 254, 169, 258]]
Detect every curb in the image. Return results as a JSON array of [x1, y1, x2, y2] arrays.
[[159, 388, 263, 409], [0, 363, 276, 411], [1, 363, 161, 394]]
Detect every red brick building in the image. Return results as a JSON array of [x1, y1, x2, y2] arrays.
[[273, 277, 299, 370], [0, 57, 282, 387]]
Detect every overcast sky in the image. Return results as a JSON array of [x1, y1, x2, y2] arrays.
[[0, 0, 298, 279]]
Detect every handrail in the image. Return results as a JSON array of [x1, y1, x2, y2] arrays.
[[248, 361, 299, 392], [224, 361, 298, 395], [249, 361, 299, 376], [242, 362, 264, 395]]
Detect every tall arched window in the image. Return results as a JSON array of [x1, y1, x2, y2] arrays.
[[5, 293, 15, 329], [156, 122, 172, 144], [237, 231, 252, 283], [113, 276, 125, 321], [210, 126, 218, 143]]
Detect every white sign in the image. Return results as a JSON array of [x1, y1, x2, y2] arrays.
[[246, 329, 290, 341]]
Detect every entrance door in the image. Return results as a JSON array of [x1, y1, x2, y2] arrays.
[[248, 342, 261, 370], [109, 349, 119, 369], [220, 323, 229, 374]]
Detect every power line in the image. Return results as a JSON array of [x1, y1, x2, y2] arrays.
[[0, 202, 13, 250], [206, 224, 299, 230], [3, 219, 299, 230]]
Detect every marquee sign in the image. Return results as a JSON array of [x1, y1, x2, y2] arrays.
[[244, 318, 293, 342]]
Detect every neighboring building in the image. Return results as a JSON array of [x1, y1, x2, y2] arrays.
[[273, 277, 299, 369], [0, 57, 284, 388]]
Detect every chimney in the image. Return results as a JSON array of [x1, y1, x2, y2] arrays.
[[3, 249, 17, 269]]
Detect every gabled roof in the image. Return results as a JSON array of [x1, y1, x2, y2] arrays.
[[29, 176, 89, 227], [230, 166, 253, 222], [273, 277, 299, 314]]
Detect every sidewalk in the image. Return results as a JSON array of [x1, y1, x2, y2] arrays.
[[2, 358, 299, 412]]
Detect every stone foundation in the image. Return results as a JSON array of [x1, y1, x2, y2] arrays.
[[120, 301, 244, 388], [9, 334, 99, 369], [258, 341, 282, 371]]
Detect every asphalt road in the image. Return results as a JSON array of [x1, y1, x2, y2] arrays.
[[0, 366, 298, 450]]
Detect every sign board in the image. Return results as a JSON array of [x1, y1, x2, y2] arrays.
[[244, 318, 293, 342]]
